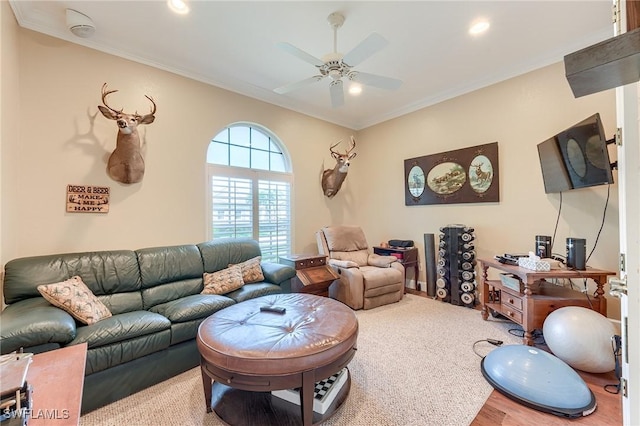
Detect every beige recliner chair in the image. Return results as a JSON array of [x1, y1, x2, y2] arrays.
[[316, 225, 404, 310]]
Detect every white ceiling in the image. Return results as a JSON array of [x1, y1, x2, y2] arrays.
[[9, 1, 613, 130]]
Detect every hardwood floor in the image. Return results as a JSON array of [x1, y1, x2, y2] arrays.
[[471, 369, 622, 425], [404, 289, 623, 425]]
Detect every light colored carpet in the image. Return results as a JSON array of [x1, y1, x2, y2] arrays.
[[80, 294, 521, 426]]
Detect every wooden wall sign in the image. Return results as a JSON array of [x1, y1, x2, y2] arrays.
[[66, 184, 110, 213], [404, 142, 499, 205]]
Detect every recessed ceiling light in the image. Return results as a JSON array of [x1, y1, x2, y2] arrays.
[[469, 20, 490, 35], [349, 83, 362, 96], [168, 0, 189, 15]]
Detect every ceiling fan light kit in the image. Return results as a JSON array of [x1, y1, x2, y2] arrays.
[[274, 12, 402, 108]]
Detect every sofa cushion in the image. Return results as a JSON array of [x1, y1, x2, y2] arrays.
[[0, 298, 77, 354], [99, 292, 145, 316], [360, 266, 403, 292], [322, 226, 369, 252], [231, 256, 265, 284], [3, 250, 141, 306], [202, 266, 244, 295], [197, 239, 262, 273], [137, 244, 204, 289], [69, 311, 170, 348], [137, 244, 205, 309], [83, 329, 171, 375], [170, 319, 206, 345], [37, 276, 112, 325], [149, 294, 235, 323]]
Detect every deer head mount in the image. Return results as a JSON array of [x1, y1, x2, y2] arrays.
[[321, 136, 357, 198], [98, 83, 156, 184]]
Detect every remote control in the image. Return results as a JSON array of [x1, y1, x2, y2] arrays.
[[260, 306, 286, 314]]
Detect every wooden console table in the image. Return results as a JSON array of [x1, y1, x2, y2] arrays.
[[27, 343, 87, 425], [373, 246, 419, 292], [479, 258, 616, 346], [280, 254, 339, 297]]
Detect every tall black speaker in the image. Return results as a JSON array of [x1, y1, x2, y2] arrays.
[[436, 224, 477, 308], [566, 237, 586, 270], [424, 233, 436, 297]]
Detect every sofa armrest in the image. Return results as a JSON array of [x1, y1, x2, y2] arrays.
[[328, 266, 364, 310], [390, 261, 405, 275], [260, 262, 296, 285], [329, 259, 360, 269], [367, 253, 398, 268], [0, 298, 77, 354]]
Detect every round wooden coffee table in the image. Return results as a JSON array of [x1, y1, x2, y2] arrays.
[[197, 293, 358, 426]]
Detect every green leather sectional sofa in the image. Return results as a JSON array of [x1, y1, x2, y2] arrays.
[[0, 238, 296, 413]]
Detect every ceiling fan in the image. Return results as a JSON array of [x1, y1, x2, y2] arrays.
[[274, 12, 402, 108]]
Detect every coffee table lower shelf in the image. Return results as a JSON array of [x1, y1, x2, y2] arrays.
[[210, 372, 351, 426]]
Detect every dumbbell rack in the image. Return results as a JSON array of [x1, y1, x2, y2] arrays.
[[436, 224, 476, 308]]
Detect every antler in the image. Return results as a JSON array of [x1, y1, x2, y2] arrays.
[[101, 83, 123, 114], [346, 136, 356, 155], [143, 94, 157, 116], [329, 140, 343, 156], [102, 83, 156, 117], [329, 137, 357, 156]]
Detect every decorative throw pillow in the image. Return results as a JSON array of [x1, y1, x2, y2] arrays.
[[37, 276, 112, 325], [230, 256, 264, 284], [202, 265, 245, 295]]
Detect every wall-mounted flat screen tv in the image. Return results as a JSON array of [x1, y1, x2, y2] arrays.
[[537, 113, 614, 194]]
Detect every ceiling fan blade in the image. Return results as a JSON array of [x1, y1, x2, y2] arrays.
[[329, 80, 344, 108], [276, 42, 325, 67], [274, 75, 325, 94], [342, 32, 389, 67], [350, 71, 402, 90]]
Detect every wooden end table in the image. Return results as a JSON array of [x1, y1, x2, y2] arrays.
[[479, 257, 616, 345], [373, 246, 419, 292], [279, 254, 339, 297], [22, 343, 87, 425]]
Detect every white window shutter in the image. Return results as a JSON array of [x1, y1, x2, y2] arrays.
[[211, 176, 253, 239], [258, 179, 291, 262]]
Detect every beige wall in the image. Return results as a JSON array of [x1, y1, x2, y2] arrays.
[[2, 27, 355, 262], [1, 13, 620, 317], [1, 1, 21, 288], [354, 62, 619, 316]]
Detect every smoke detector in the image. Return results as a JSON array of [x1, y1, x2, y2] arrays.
[[66, 9, 95, 38]]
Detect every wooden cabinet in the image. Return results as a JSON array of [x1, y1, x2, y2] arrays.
[[372, 246, 419, 292], [479, 258, 616, 346], [279, 254, 338, 297]]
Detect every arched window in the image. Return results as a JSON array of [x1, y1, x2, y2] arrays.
[[206, 123, 293, 262]]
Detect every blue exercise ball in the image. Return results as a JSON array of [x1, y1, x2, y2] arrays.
[[543, 306, 616, 373]]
